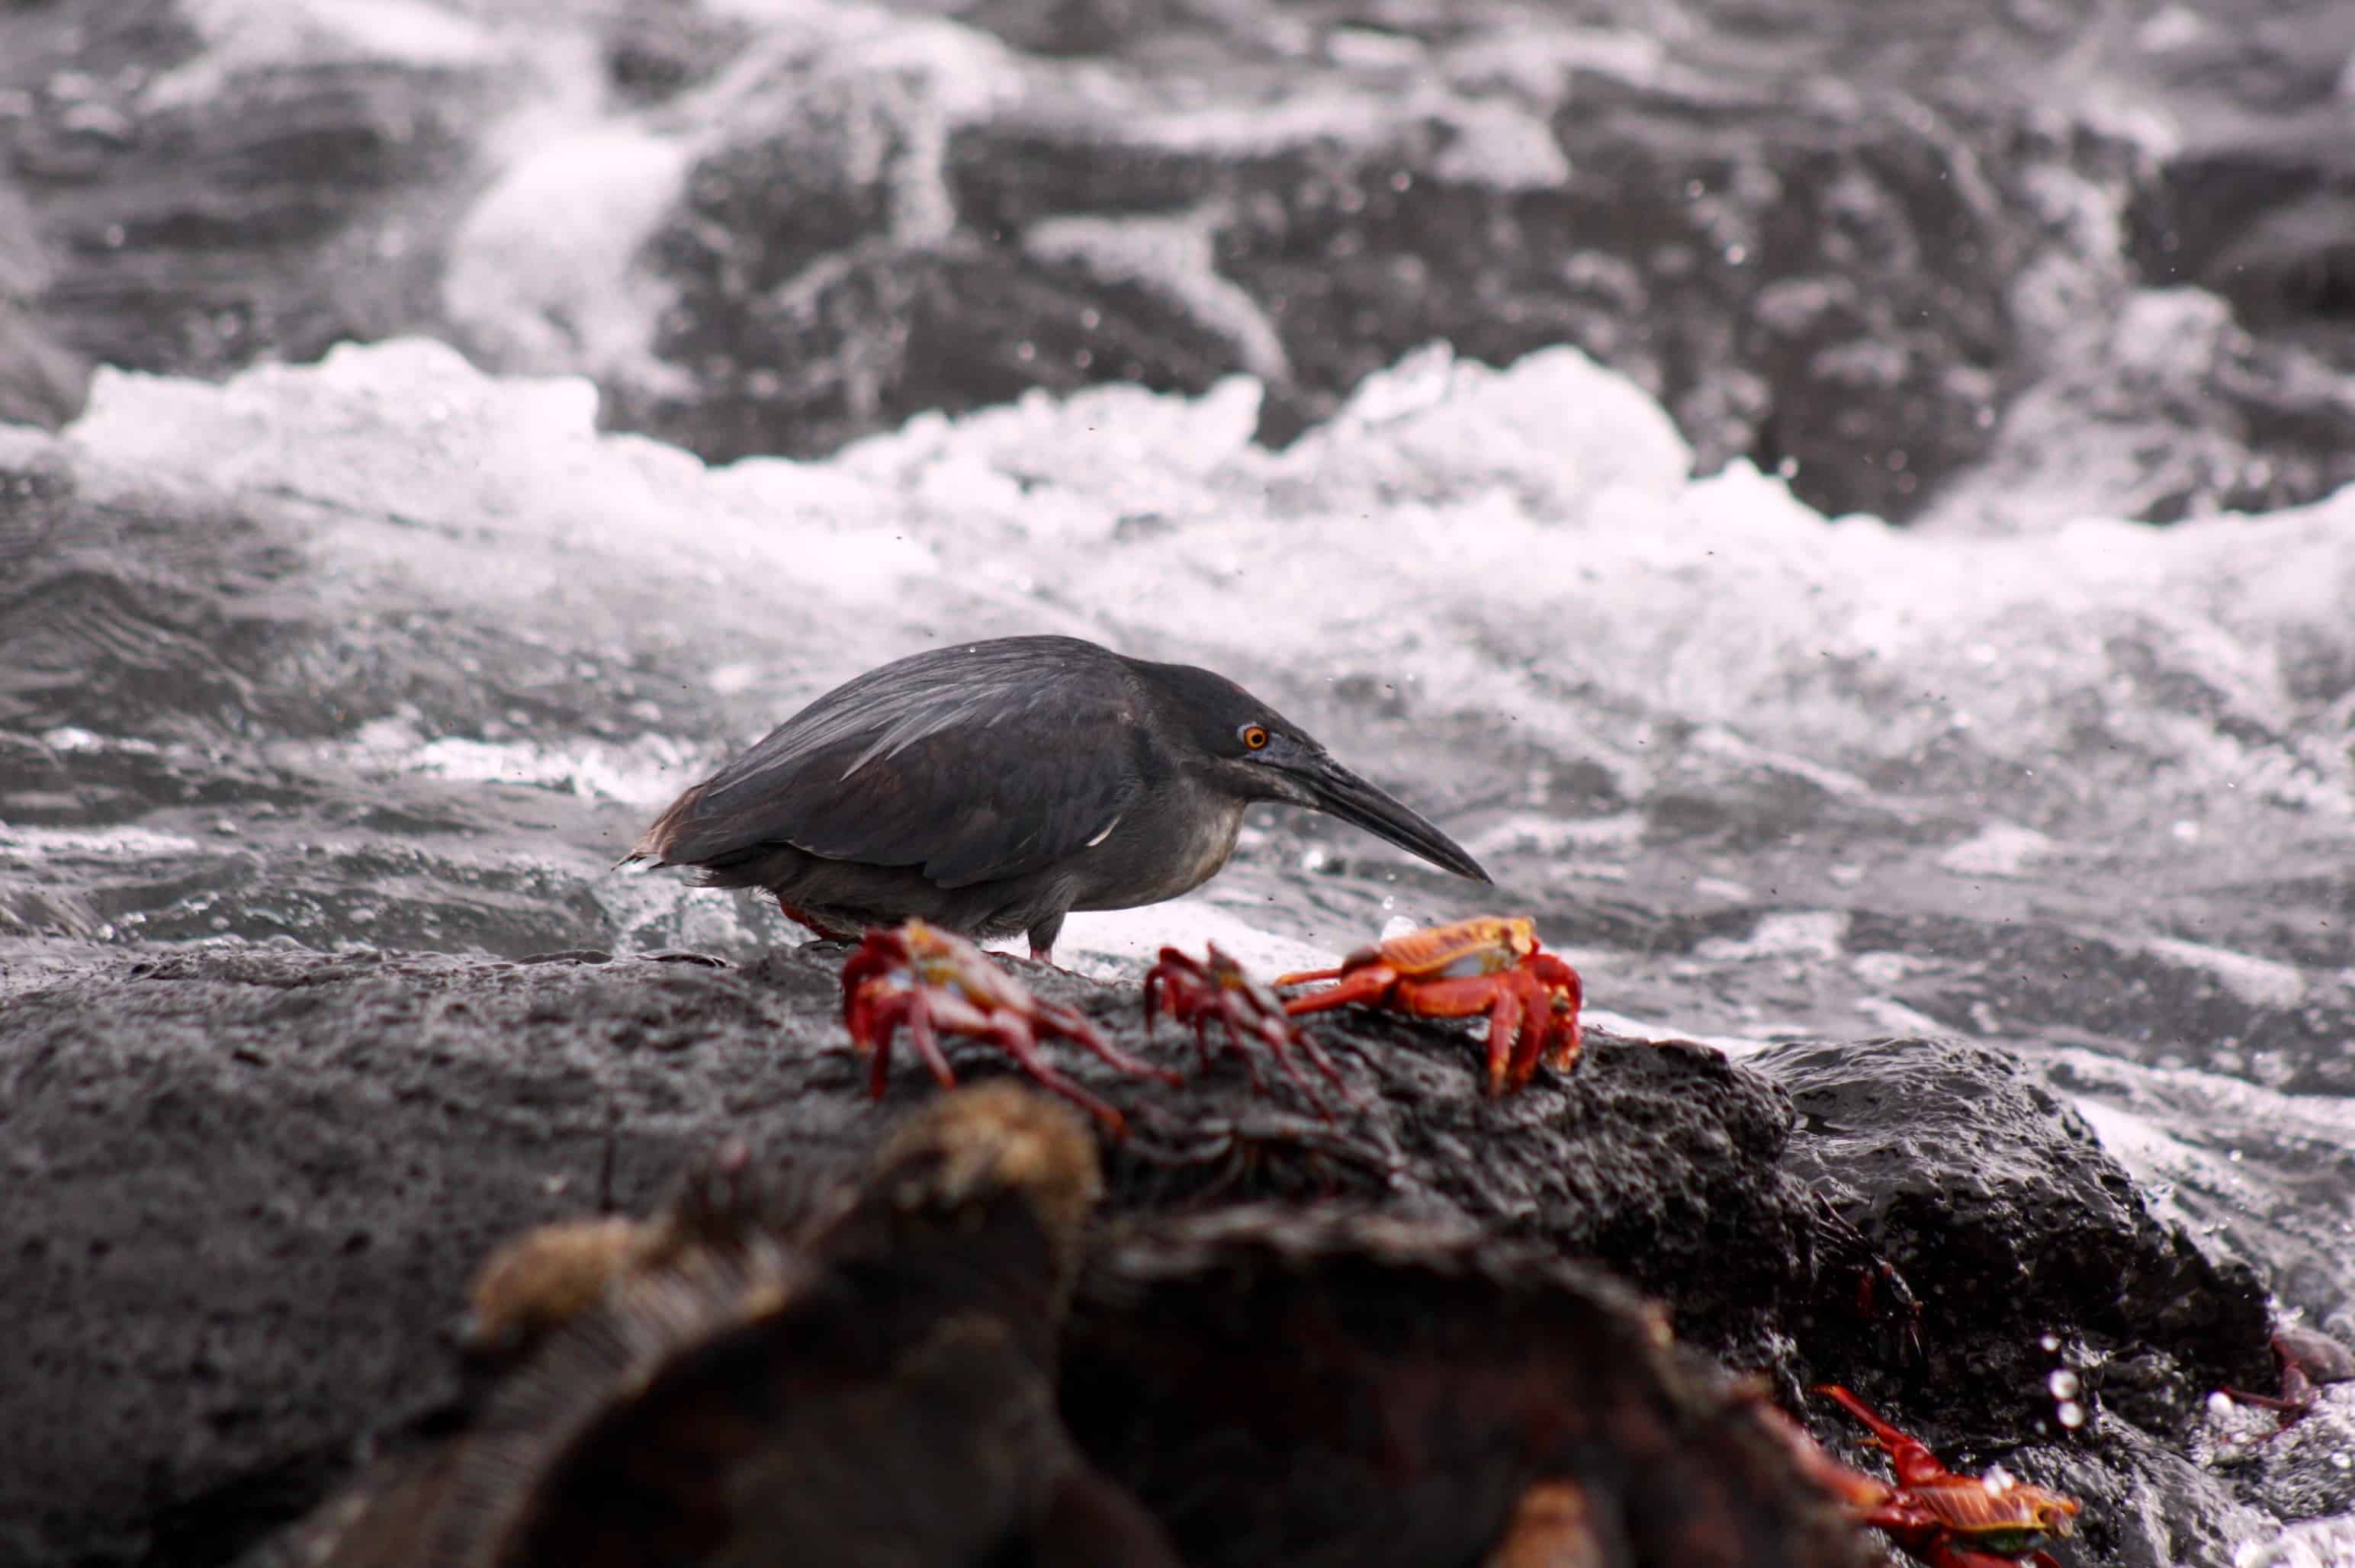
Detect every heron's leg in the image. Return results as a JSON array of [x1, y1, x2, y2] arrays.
[[777, 898, 862, 943], [1025, 910, 1066, 966]]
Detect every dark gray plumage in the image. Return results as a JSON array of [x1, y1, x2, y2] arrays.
[[624, 635, 1491, 960]]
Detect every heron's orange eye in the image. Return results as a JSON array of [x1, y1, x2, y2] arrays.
[[1241, 725, 1269, 750]]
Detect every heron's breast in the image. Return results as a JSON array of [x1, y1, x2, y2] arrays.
[[1075, 791, 1245, 910]]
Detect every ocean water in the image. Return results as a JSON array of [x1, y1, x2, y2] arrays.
[[4, 339, 2354, 1554]]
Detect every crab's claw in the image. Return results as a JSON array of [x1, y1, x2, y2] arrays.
[[1531, 953, 1584, 1072], [840, 929, 914, 1029]]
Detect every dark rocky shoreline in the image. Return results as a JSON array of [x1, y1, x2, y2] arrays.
[[0, 937, 2304, 1566]]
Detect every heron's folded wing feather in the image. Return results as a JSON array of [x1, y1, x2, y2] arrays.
[[654, 641, 1141, 890]]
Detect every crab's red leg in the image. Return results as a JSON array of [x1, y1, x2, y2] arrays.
[[979, 1017, 1129, 1133], [1811, 1386, 1950, 1491], [1185, 1016, 1222, 1078], [901, 992, 965, 1091], [848, 991, 901, 1097], [1292, 1027, 1351, 1091], [1209, 1013, 1268, 1091], [1540, 967, 1585, 1073], [1247, 1016, 1330, 1110], [1277, 966, 1402, 1016], [1142, 957, 1176, 1033], [1753, 1404, 1894, 1513], [1141, 961, 1218, 1073], [1271, 960, 1345, 988], [841, 951, 892, 1028], [2218, 1377, 2315, 1416], [1484, 987, 1530, 1095], [1344, 972, 1533, 1092], [843, 983, 876, 1053], [1506, 971, 1580, 1086], [1541, 1013, 1585, 1073], [1041, 1001, 1181, 1085]]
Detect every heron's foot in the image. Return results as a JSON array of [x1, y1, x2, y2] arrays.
[[777, 898, 864, 943]]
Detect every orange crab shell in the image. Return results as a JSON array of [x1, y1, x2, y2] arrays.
[[835, 920, 1178, 1129], [1809, 1384, 2080, 1567], [1889, 1480, 2080, 1551], [841, 920, 1019, 1022], [1336, 914, 1541, 979], [1274, 917, 1582, 1094]]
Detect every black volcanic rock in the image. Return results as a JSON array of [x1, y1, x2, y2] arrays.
[[1758, 1035, 2276, 1422], [0, 941, 2283, 1566], [251, 1081, 1180, 1568], [1062, 1206, 1877, 1568]]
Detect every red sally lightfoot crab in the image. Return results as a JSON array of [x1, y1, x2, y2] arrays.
[[1274, 915, 1583, 1096], [1142, 943, 1352, 1113], [2215, 1325, 2355, 1437], [1785, 1384, 2080, 1568], [841, 920, 1178, 1132]]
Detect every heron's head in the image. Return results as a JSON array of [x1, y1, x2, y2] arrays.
[[1136, 660, 1492, 885]]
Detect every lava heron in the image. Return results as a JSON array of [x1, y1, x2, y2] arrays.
[[623, 635, 1492, 961]]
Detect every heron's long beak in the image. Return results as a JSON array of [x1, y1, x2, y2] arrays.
[[1294, 754, 1492, 883]]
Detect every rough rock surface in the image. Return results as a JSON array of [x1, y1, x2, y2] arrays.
[[0, 940, 2283, 1566], [1757, 1036, 2275, 1412], [1060, 1207, 1878, 1568]]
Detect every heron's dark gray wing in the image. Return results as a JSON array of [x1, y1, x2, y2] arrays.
[[649, 638, 1142, 891]]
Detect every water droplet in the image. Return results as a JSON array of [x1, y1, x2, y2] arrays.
[[2039, 1333, 2061, 1352], [2209, 1391, 2238, 1419], [1980, 1465, 2016, 1494], [2048, 1369, 2080, 1399], [2058, 1400, 2086, 1428]]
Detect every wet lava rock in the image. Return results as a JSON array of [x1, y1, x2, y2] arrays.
[[0, 942, 2283, 1565]]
